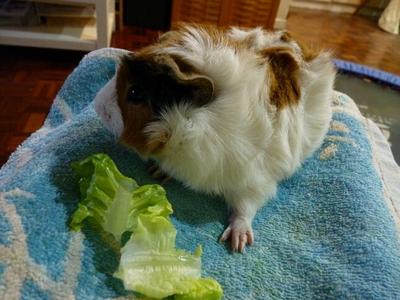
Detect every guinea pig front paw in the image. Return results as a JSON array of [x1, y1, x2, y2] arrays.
[[148, 163, 171, 184], [219, 215, 254, 253]]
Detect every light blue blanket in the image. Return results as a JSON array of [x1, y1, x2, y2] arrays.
[[1, 48, 400, 300]]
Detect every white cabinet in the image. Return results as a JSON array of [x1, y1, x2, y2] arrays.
[[0, 0, 115, 51]]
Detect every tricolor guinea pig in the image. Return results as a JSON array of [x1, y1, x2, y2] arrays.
[[94, 25, 336, 252]]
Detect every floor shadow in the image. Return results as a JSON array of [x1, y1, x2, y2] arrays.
[[336, 73, 400, 164]]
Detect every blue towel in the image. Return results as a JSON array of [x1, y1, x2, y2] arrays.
[[1, 48, 399, 300]]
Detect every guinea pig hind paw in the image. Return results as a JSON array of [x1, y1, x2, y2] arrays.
[[219, 218, 254, 253]]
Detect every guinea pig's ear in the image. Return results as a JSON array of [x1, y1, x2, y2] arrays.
[[261, 47, 301, 110], [126, 54, 214, 108], [168, 54, 215, 106], [178, 73, 215, 107]]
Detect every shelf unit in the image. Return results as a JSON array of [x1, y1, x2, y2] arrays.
[[0, 0, 115, 51]]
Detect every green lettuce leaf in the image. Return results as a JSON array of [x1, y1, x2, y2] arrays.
[[115, 213, 222, 299], [115, 214, 199, 298], [174, 278, 224, 300], [70, 154, 172, 242], [70, 153, 139, 241], [70, 153, 222, 300]]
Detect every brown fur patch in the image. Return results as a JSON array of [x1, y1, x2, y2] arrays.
[[280, 31, 292, 43], [120, 104, 154, 155], [146, 132, 170, 154], [279, 30, 320, 62], [116, 55, 160, 156], [261, 47, 301, 110], [298, 42, 321, 62]]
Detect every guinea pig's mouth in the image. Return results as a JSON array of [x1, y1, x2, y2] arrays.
[[93, 75, 124, 138]]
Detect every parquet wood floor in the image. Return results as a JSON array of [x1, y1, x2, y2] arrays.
[[1, 8, 399, 166], [287, 8, 400, 75]]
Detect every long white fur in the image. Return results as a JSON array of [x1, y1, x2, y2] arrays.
[[96, 26, 336, 251]]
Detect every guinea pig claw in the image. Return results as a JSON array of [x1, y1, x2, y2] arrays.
[[148, 164, 171, 184], [148, 164, 158, 174], [160, 175, 171, 184], [219, 226, 232, 243]]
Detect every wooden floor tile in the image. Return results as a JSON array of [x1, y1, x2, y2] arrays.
[[6, 135, 28, 153], [23, 113, 47, 133]]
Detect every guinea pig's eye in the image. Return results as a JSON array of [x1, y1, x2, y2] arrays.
[[127, 86, 147, 104]]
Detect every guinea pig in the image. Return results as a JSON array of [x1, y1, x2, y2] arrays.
[[94, 24, 336, 253]]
